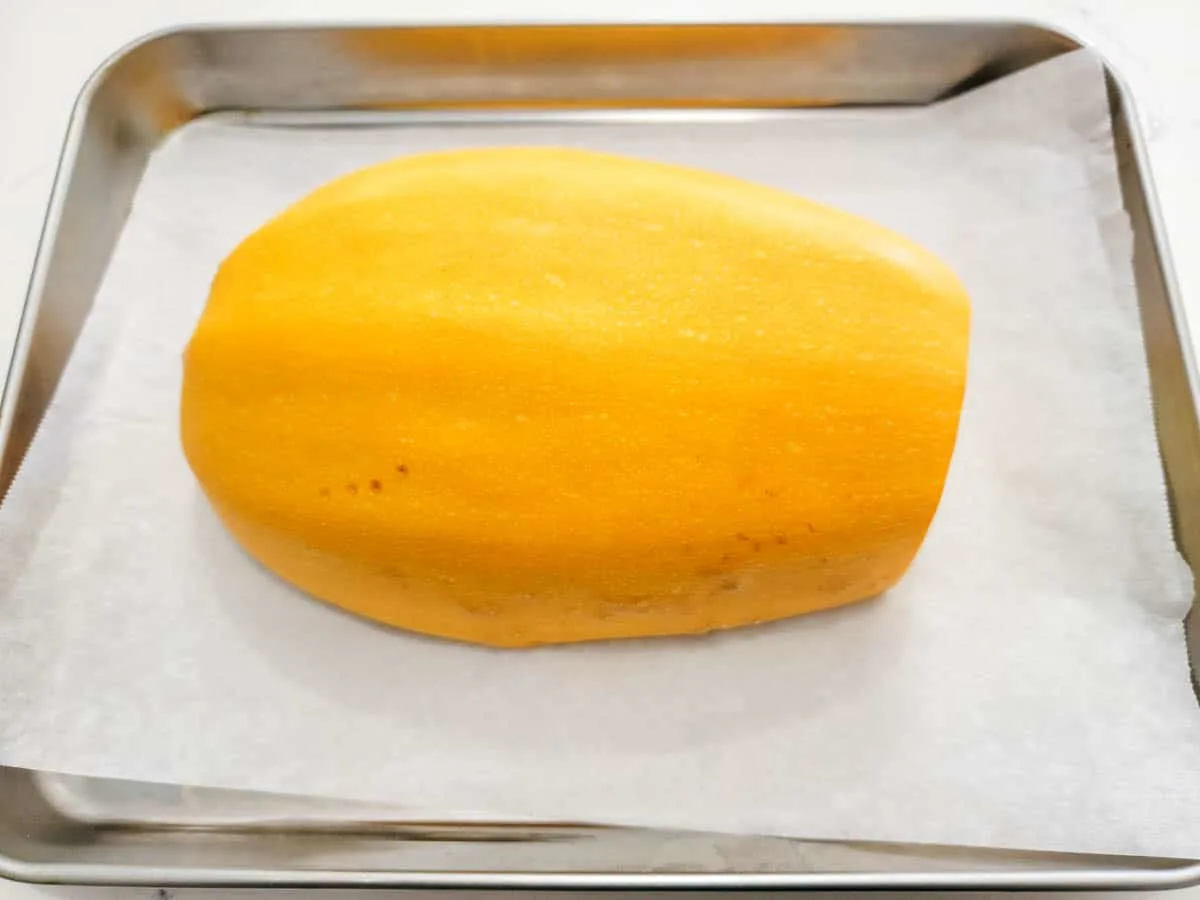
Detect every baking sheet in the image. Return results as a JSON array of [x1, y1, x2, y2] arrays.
[[2, 50, 1199, 859]]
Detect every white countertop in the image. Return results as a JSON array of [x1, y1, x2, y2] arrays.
[[2, 0, 1200, 897]]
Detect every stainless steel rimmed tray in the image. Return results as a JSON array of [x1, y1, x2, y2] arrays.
[[1, 20, 1198, 890]]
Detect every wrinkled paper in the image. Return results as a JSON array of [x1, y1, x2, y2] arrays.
[[3, 51, 1200, 858]]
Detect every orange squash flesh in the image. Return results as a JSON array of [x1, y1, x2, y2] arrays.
[[181, 147, 969, 647]]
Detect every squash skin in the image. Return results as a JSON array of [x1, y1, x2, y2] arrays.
[[181, 147, 969, 647]]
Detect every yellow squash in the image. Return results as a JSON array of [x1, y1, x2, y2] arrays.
[[181, 147, 969, 647]]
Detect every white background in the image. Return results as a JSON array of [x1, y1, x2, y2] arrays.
[[2, 0, 1200, 897]]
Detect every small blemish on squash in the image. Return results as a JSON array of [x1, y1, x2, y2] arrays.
[[319, 487, 331, 499], [345, 483, 358, 495], [718, 578, 741, 592], [752, 541, 762, 552], [775, 534, 788, 545], [720, 553, 733, 564], [396, 464, 409, 475], [735, 533, 750, 542], [369, 479, 383, 494], [806, 522, 816, 533], [461, 597, 501, 615], [628, 595, 654, 612]]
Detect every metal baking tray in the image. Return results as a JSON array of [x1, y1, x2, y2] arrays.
[[2, 20, 1199, 891]]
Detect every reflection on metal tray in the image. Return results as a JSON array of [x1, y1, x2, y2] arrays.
[[1, 20, 1198, 890]]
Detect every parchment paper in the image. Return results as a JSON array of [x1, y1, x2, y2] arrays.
[[3, 50, 1200, 859]]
